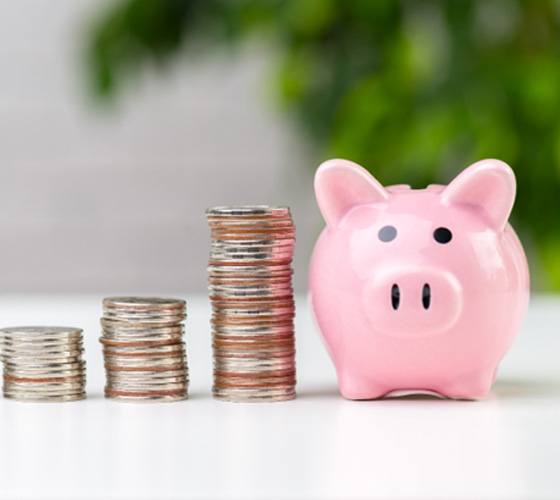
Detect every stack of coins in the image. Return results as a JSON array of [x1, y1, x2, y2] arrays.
[[207, 205, 296, 402], [100, 297, 188, 402], [0, 326, 86, 402]]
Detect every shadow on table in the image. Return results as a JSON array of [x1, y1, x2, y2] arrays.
[[298, 378, 560, 402], [83, 390, 209, 401], [492, 377, 560, 399], [297, 386, 454, 402], [297, 386, 340, 399]]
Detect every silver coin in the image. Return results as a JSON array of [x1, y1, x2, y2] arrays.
[[213, 355, 295, 365], [5, 378, 85, 389], [207, 206, 296, 403], [208, 264, 293, 274], [1, 324, 87, 401], [207, 219, 294, 228], [107, 371, 187, 381], [3, 355, 83, 363], [212, 357, 294, 369], [1, 348, 84, 358], [209, 282, 293, 291], [208, 221, 292, 228], [210, 240, 294, 249], [212, 387, 295, 402], [3, 388, 87, 399], [211, 235, 294, 243], [2, 335, 83, 345], [210, 246, 295, 256], [3, 359, 86, 370], [107, 379, 187, 389], [214, 359, 295, 371], [3, 358, 85, 368], [4, 392, 86, 402], [206, 205, 290, 216], [100, 332, 184, 342], [101, 318, 185, 330], [4, 388, 85, 395], [101, 321, 184, 331], [105, 393, 187, 402], [209, 254, 293, 262], [211, 310, 294, 320], [104, 355, 186, 367], [103, 296, 186, 310], [1, 326, 82, 337], [212, 323, 294, 334], [209, 254, 294, 263], [212, 237, 294, 246], [106, 366, 187, 375], [101, 328, 184, 340], [210, 291, 293, 302], [100, 333, 184, 343], [4, 371, 85, 381], [103, 346, 186, 357], [102, 310, 186, 319], [106, 380, 188, 390], [2, 339, 83, 355], [211, 305, 295, 316], [101, 313, 186, 325], [212, 332, 294, 340], [103, 343, 185, 355]]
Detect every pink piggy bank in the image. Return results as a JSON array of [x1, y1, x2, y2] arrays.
[[309, 158, 529, 400]]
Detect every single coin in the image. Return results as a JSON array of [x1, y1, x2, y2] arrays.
[[103, 296, 186, 310], [206, 206, 290, 216], [3, 392, 86, 402], [1, 326, 82, 336], [212, 386, 295, 403]]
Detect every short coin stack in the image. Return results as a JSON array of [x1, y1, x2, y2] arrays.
[[100, 297, 188, 401], [0, 326, 86, 402], [207, 205, 296, 402]]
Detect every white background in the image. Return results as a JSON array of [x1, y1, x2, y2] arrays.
[[0, 0, 320, 293], [0, 294, 558, 499]]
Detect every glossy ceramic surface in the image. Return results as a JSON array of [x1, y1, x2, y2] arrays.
[[310, 159, 530, 399]]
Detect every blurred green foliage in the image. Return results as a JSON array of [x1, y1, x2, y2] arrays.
[[88, 0, 560, 289]]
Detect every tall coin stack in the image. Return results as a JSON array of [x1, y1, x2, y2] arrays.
[[1, 326, 86, 402], [207, 206, 296, 402], [100, 297, 188, 401]]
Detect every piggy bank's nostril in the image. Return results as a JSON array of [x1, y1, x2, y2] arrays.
[[391, 284, 400, 310], [422, 283, 431, 310]]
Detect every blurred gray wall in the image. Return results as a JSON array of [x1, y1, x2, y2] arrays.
[[0, 0, 321, 293]]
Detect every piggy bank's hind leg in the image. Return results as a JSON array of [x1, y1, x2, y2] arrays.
[[440, 368, 496, 400], [338, 370, 388, 400]]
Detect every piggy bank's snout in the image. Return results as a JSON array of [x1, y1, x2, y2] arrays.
[[390, 282, 433, 311], [363, 267, 462, 338]]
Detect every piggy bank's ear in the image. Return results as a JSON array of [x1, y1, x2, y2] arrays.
[[441, 159, 516, 231], [315, 159, 388, 227]]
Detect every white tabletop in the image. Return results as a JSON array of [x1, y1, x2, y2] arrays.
[[0, 293, 557, 499]]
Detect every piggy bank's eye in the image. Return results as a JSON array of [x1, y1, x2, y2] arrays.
[[378, 225, 397, 242], [433, 227, 452, 244]]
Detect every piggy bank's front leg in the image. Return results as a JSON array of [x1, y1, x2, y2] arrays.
[[439, 368, 496, 400], [338, 369, 389, 400]]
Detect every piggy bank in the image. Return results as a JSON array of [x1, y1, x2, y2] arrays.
[[309, 158, 529, 400]]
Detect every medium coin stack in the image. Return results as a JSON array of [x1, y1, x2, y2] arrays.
[[100, 297, 188, 402], [0, 326, 86, 402], [207, 205, 296, 402]]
